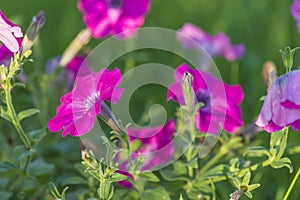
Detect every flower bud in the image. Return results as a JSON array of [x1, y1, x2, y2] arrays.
[[22, 11, 45, 54], [182, 72, 196, 112]]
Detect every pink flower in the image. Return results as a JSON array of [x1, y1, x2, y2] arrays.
[[77, 0, 151, 38], [291, 0, 300, 32], [256, 70, 300, 132], [48, 68, 123, 137], [66, 55, 92, 83], [0, 11, 23, 54], [118, 119, 176, 188], [177, 23, 244, 62], [167, 64, 244, 134]]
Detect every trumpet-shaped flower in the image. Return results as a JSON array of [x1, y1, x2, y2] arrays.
[[48, 68, 123, 137], [78, 0, 151, 38], [0, 11, 23, 55], [177, 23, 244, 62], [256, 70, 300, 132], [167, 64, 244, 134]]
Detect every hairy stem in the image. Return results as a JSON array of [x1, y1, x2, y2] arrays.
[[4, 86, 31, 149]]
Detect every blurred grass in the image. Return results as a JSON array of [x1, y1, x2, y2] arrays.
[[1, 0, 300, 199]]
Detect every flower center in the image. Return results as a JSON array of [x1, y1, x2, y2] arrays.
[[107, 0, 123, 8], [84, 92, 100, 111], [196, 90, 211, 112]]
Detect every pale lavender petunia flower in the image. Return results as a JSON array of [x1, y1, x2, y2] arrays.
[[77, 0, 151, 38], [291, 0, 300, 32], [167, 63, 244, 134], [177, 23, 244, 62], [48, 68, 123, 137], [256, 70, 300, 133], [0, 11, 23, 53]]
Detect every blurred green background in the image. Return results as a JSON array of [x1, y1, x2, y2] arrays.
[[1, 0, 300, 199]]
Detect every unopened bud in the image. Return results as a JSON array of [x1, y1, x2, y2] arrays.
[[261, 61, 277, 90], [182, 72, 196, 112], [60, 29, 91, 67], [22, 11, 45, 53]]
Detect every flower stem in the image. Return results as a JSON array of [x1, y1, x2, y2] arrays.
[[4, 86, 31, 149], [199, 147, 227, 175], [283, 168, 300, 200]]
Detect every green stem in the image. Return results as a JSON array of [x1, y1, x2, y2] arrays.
[[283, 168, 300, 200], [4, 86, 31, 149], [231, 62, 240, 84], [4, 85, 32, 173], [199, 147, 227, 175]]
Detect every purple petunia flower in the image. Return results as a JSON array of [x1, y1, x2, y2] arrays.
[[167, 63, 244, 134], [291, 0, 300, 32], [177, 23, 244, 62], [256, 70, 300, 133], [48, 68, 123, 137], [0, 11, 23, 54], [118, 119, 175, 188], [77, 0, 151, 38]]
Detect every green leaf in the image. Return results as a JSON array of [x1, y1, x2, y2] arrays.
[[61, 176, 88, 186], [141, 187, 170, 200], [110, 173, 129, 183], [160, 161, 189, 181], [242, 172, 251, 186], [184, 157, 198, 169], [28, 158, 55, 176], [18, 108, 40, 121], [248, 183, 260, 191], [139, 172, 160, 182], [0, 162, 16, 173], [271, 157, 293, 173], [0, 191, 12, 200], [48, 182, 61, 198], [14, 145, 36, 166], [270, 128, 286, 148], [243, 146, 271, 158], [202, 164, 228, 179], [28, 128, 47, 145], [244, 191, 253, 198], [0, 107, 11, 122], [13, 82, 26, 88]]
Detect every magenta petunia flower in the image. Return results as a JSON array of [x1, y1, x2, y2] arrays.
[[291, 0, 300, 32], [167, 64, 244, 134], [77, 0, 151, 38], [0, 10, 23, 54], [177, 23, 244, 62], [66, 55, 92, 83], [117, 119, 175, 188], [128, 119, 175, 170], [48, 68, 123, 137], [256, 70, 300, 133]]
